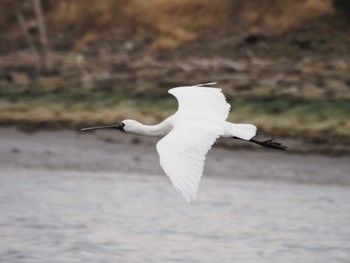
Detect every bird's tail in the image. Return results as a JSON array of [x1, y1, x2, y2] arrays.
[[225, 123, 257, 140]]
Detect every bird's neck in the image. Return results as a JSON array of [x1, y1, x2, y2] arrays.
[[129, 117, 173, 137]]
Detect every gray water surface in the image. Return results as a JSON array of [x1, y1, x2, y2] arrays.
[[1, 168, 350, 263], [1, 129, 350, 263]]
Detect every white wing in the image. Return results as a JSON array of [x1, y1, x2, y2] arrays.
[[156, 86, 230, 202]]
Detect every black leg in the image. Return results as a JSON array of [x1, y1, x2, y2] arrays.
[[233, 137, 287, 151]]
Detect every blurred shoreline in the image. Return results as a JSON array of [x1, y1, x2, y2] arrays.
[[1, 21, 349, 144]]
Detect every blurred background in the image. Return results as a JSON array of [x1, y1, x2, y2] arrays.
[[0, 0, 349, 144], [1, 1, 350, 262]]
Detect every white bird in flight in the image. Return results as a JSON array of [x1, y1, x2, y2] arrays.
[[81, 83, 286, 202]]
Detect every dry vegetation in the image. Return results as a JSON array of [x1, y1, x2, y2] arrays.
[[1, 0, 334, 50], [49, 0, 334, 36]]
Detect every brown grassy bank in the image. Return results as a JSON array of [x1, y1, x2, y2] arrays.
[[1, 0, 334, 51], [0, 87, 349, 145]]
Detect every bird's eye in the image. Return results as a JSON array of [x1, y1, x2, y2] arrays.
[[121, 122, 125, 127]]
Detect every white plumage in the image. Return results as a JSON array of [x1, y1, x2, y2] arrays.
[[157, 86, 231, 202], [82, 83, 261, 202]]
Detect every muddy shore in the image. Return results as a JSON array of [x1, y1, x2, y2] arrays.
[[1, 127, 349, 186]]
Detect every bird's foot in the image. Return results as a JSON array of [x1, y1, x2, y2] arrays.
[[257, 139, 287, 151]]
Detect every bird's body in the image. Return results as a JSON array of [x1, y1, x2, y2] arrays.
[[122, 117, 256, 139], [81, 83, 285, 202]]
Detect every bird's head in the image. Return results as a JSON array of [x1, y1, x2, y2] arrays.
[[120, 119, 144, 134]]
